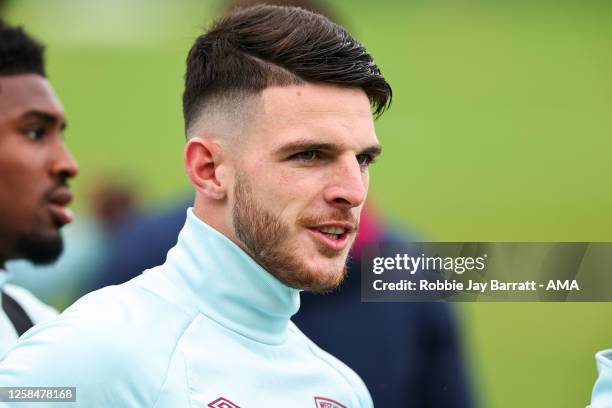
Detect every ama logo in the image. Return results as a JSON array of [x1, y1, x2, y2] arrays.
[[546, 280, 580, 291], [314, 397, 347, 408]]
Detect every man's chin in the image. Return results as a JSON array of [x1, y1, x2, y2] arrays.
[[15, 233, 64, 265], [292, 257, 348, 294], [302, 267, 347, 294]]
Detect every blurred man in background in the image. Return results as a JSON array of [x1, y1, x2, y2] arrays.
[[0, 20, 78, 356]]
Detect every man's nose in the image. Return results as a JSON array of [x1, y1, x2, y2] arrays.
[[323, 156, 367, 209], [50, 141, 79, 180]]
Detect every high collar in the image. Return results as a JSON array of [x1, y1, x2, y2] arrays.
[[159, 208, 301, 345]]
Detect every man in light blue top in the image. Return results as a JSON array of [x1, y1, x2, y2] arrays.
[[0, 4, 391, 407]]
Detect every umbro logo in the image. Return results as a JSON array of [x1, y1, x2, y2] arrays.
[[208, 397, 241, 408], [314, 396, 347, 408]]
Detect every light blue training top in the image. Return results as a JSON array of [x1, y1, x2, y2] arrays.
[[0, 209, 372, 407], [589, 349, 612, 407]]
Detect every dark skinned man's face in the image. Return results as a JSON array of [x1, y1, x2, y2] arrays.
[[0, 74, 78, 266]]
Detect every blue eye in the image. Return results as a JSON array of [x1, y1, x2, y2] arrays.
[[356, 154, 375, 167]]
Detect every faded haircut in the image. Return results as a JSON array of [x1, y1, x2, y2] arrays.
[[182, 4, 391, 138]]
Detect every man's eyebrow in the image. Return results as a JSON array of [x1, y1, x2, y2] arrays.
[[22, 110, 67, 130], [360, 144, 382, 157], [274, 139, 382, 157], [274, 141, 339, 156]]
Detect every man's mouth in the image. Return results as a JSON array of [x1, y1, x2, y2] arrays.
[[317, 226, 347, 241], [306, 222, 355, 252], [47, 187, 74, 226]]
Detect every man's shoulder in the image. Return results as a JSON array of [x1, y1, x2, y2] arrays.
[[39, 271, 199, 360], [66, 271, 196, 329], [0, 273, 198, 407]]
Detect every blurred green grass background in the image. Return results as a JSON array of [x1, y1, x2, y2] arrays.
[[5, 0, 612, 406]]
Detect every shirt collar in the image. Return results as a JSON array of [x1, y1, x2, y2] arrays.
[[159, 208, 301, 345]]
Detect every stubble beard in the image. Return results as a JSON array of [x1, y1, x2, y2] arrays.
[[232, 171, 351, 293]]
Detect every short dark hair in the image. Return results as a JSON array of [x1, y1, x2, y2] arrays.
[[0, 19, 46, 77], [183, 5, 391, 133]]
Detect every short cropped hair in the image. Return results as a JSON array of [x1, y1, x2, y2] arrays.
[[183, 5, 391, 134], [0, 19, 46, 77]]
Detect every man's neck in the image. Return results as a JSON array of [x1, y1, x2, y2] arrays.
[[160, 208, 300, 345], [193, 201, 242, 251]]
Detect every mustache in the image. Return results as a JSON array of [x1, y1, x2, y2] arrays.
[[297, 211, 359, 231]]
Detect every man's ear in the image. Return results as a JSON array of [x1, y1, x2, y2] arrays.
[[184, 137, 227, 200]]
